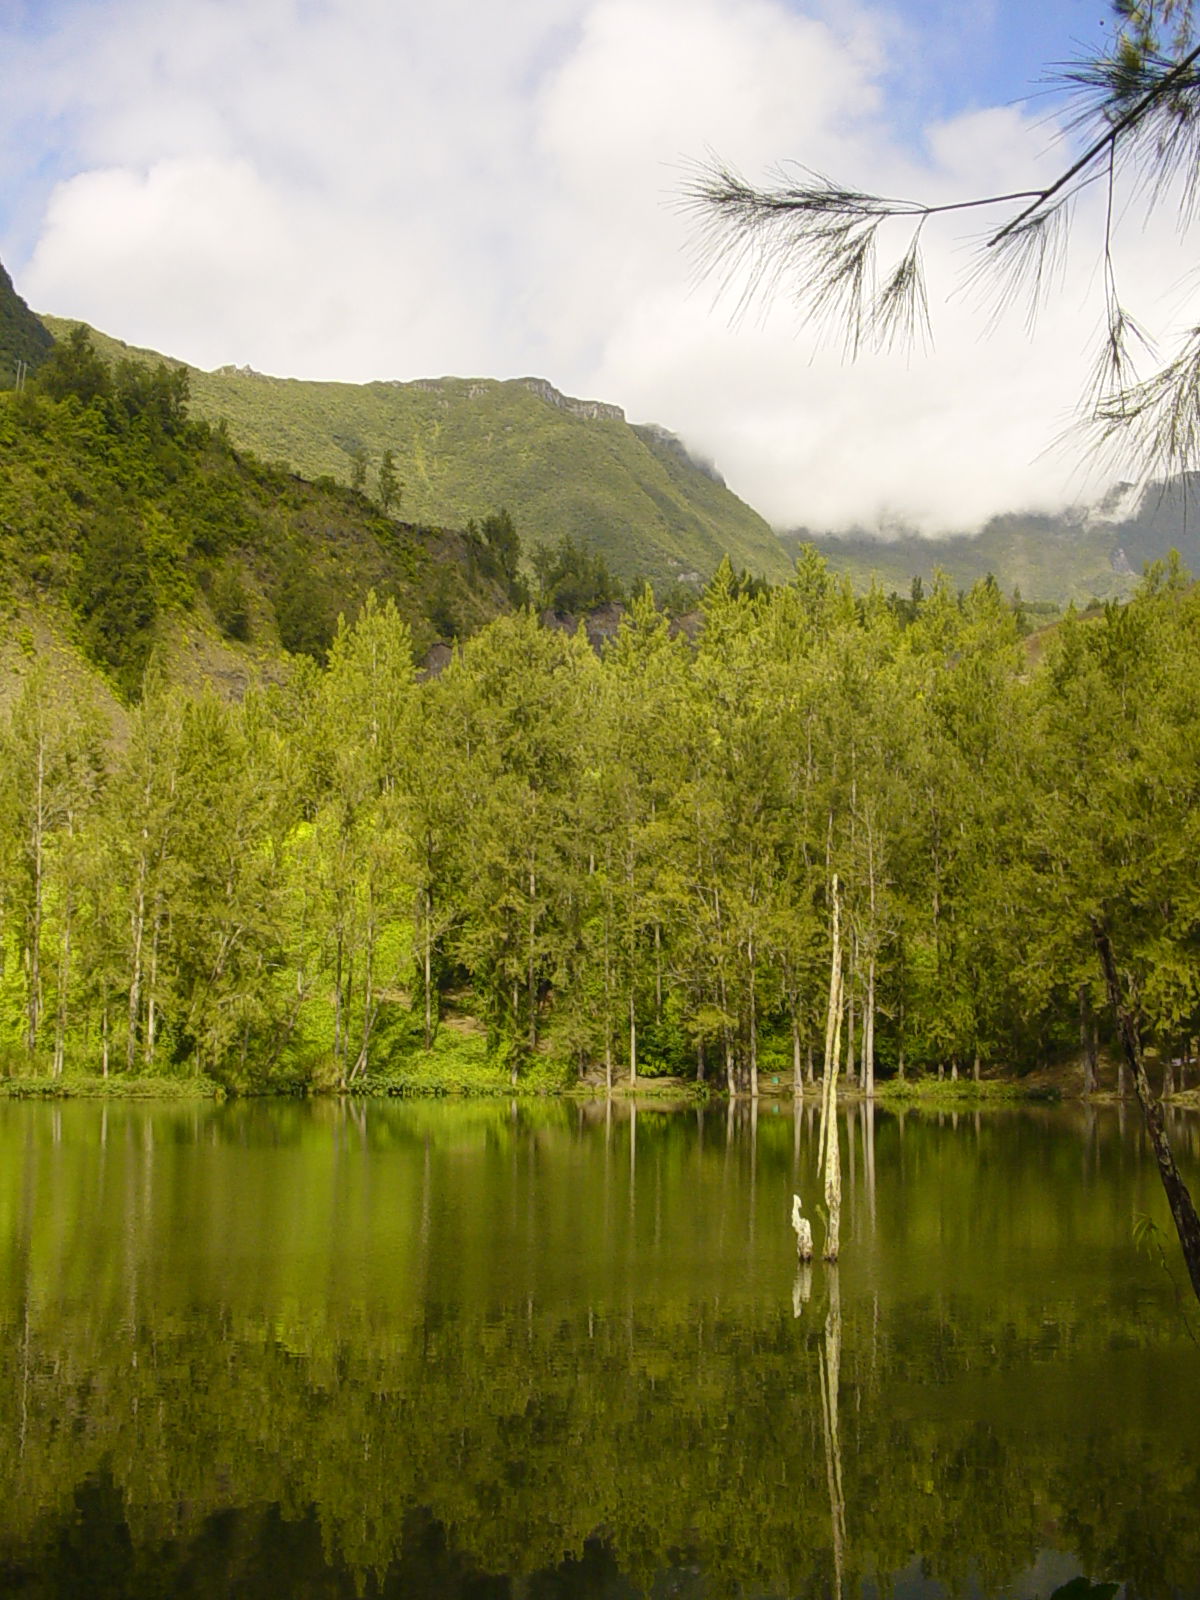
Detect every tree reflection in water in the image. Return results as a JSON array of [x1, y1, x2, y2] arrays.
[[0, 1098, 1194, 1598]]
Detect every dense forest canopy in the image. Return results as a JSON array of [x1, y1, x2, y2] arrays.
[[5, 336, 1200, 1100]]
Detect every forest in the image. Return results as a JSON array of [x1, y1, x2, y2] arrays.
[[3, 337, 1200, 1095]]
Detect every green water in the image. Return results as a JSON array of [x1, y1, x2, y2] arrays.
[[0, 1097, 1196, 1599]]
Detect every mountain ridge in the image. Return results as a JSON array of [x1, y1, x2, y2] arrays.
[[38, 316, 794, 591]]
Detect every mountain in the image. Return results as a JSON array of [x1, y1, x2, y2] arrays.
[[784, 480, 1200, 610], [39, 318, 793, 592], [0, 261, 53, 389]]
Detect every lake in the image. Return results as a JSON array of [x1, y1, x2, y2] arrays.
[[0, 1096, 1196, 1598]]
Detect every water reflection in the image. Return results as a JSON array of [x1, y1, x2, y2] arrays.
[[0, 1098, 1195, 1598]]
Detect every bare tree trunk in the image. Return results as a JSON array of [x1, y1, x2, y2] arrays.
[[1094, 920, 1200, 1305], [824, 986, 844, 1262], [818, 876, 842, 1174], [792, 1004, 803, 1098], [864, 958, 875, 1099]]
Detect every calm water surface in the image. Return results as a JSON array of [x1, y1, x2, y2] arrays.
[[0, 1097, 1197, 1599]]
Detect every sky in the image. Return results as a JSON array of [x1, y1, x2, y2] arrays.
[[0, 0, 1189, 535]]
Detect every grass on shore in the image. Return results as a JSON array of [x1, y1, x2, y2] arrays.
[[0, 1072, 221, 1099]]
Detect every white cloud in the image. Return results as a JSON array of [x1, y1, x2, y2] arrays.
[[5, 0, 1195, 533]]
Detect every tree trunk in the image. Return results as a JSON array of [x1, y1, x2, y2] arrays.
[[823, 987, 844, 1262], [527, 863, 538, 1052], [864, 958, 876, 1099], [25, 731, 47, 1055], [127, 885, 145, 1074], [144, 905, 162, 1067], [819, 875, 843, 1241], [423, 886, 434, 1050], [1093, 919, 1200, 1306], [629, 991, 637, 1087], [510, 980, 520, 1088], [333, 928, 345, 1071], [747, 932, 758, 1100], [718, 968, 735, 1097], [845, 990, 856, 1086], [352, 910, 377, 1081], [1080, 983, 1097, 1095], [53, 899, 71, 1080]]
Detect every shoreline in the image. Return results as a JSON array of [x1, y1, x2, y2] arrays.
[[2, 1071, 1195, 1109]]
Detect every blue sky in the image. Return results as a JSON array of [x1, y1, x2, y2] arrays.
[[884, 0, 1111, 117], [0, 0, 1185, 533]]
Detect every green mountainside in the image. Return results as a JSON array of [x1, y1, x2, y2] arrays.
[[0, 326, 508, 709], [0, 261, 53, 389], [40, 317, 793, 591]]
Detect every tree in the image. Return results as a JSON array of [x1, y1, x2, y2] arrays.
[[377, 448, 400, 515], [35, 324, 111, 409], [686, 1, 1200, 482]]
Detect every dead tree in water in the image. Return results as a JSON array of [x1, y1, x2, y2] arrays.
[[819, 875, 844, 1262]]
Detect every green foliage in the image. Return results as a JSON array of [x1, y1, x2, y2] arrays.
[[467, 506, 526, 605], [533, 532, 623, 613], [71, 510, 157, 698], [206, 561, 251, 640], [33, 322, 109, 406]]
